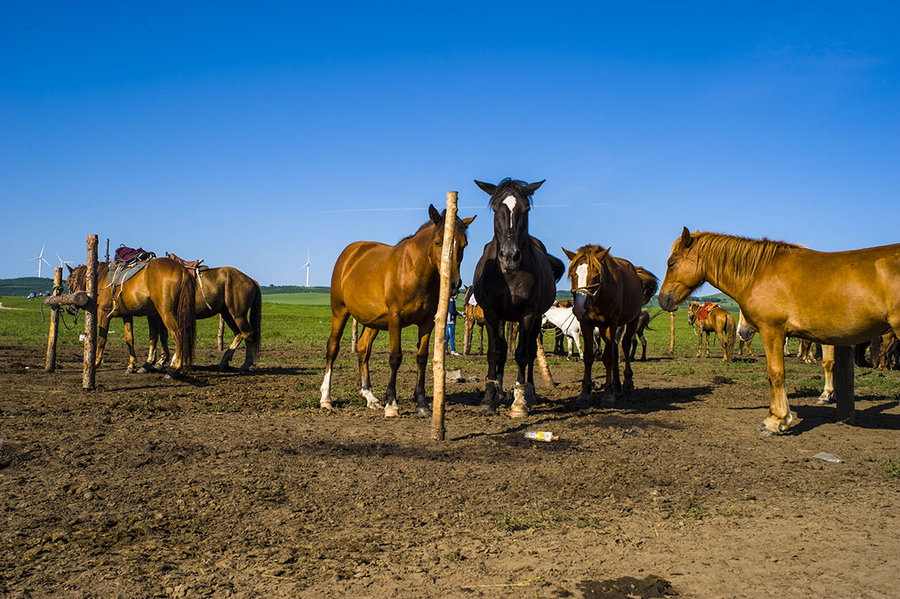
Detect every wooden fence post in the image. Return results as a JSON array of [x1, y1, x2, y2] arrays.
[[83, 234, 98, 390], [668, 311, 676, 357], [45, 267, 63, 372], [431, 191, 457, 441], [833, 345, 855, 423]]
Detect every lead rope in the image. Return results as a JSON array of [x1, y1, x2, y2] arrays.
[[196, 270, 213, 311]]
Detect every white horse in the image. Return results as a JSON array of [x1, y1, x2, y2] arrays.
[[542, 304, 583, 359]]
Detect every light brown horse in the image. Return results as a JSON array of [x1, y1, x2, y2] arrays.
[[659, 227, 900, 434], [688, 301, 736, 361], [462, 286, 485, 355], [563, 245, 658, 407], [144, 264, 262, 373], [320, 205, 475, 417], [66, 258, 196, 376]]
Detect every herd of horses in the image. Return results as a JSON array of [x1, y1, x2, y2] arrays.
[[63, 179, 900, 435]]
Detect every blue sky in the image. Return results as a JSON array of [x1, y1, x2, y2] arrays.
[[2, 2, 898, 293]]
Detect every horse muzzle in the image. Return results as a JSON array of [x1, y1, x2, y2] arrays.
[[498, 242, 522, 274], [658, 293, 677, 312], [573, 294, 588, 320]]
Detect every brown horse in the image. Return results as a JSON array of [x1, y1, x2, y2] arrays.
[[563, 245, 658, 407], [320, 205, 475, 417], [143, 264, 262, 373], [66, 258, 196, 376], [658, 227, 900, 434], [462, 286, 485, 355], [687, 301, 736, 361]]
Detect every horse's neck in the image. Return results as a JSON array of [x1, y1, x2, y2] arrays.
[[397, 230, 440, 282]]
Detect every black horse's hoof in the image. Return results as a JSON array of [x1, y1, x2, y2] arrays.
[[416, 406, 430, 417]]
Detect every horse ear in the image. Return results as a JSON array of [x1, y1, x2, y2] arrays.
[[562, 247, 577, 261], [597, 247, 611, 261], [524, 179, 546, 195], [474, 180, 496, 195], [461, 215, 476, 227], [66, 264, 74, 274], [428, 204, 442, 225], [681, 226, 694, 248]]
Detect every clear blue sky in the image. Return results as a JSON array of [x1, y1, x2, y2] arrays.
[[2, 2, 898, 293]]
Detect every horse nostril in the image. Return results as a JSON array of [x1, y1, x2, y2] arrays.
[[512, 251, 521, 262]]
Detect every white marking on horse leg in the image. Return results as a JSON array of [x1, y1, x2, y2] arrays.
[[509, 383, 528, 417], [360, 387, 382, 410], [320, 368, 333, 409], [502, 195, 517, 228]]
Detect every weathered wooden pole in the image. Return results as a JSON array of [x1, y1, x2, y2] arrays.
[[105, 238, 110, 263], [668, 311, 676, 357], [44, 267, 63, 372], [217, 314, 225, 351], [431, 191, 457, 441], [83, 234, 98, 390], [833, 345, 855, 423], [535, 336, 555, 385]]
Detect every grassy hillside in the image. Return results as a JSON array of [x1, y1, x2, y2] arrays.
[[0, 277, 54, 296]]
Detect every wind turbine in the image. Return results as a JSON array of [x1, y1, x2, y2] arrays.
[[301, 249, 311, 287], [27, 245, 53, 278], [57, 253, 74, 269]]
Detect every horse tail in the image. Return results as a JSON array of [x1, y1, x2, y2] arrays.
[[635, 267, 659, 305], [547, 253, 565, 283], [250, 280, 262, 360], [176, 270, 196, 369]]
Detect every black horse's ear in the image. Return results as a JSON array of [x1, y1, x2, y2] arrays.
[[461, 215, 476, 227], [681, 226, 693, 248], [66, 264, 74, 274], [524, 179, 546, 195], [428, 204, 442, 225], [474, 180, 496, 195], [562, 247, 577, 261]]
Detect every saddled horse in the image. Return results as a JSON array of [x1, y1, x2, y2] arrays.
[[563, 245, 658, 407], [320, 205, 475, 417], [658, 227, 900, 434], [472, 178, 564, 417], [143, 259, 262, 373], [688, 301, 736, 361], [66, 258, 196, 376]]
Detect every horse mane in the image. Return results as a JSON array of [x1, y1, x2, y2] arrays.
[[399, 213, 471, 243], [688, 232, 803, 282], [566, 244, 609, 281], [487, 178, 535, 209]]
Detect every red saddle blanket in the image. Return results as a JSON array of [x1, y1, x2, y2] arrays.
[[697, 301, 719, 320]]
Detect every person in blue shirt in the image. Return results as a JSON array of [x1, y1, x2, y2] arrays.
[[446, 292, 460, 356]]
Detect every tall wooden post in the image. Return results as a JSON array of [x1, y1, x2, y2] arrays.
[[833, 345, 855, 423], [535, 337, 555, 385], [217, 314, 225, 351], [431, 191, 457, 441], [105, 238, 110, 263], [45, 267, 63, 372], [83, 234, 98, 390], [668, 311, 676, 357]]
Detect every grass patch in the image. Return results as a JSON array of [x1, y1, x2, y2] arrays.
[[884, 457, 900, 479], [494, 513, 546, 531]]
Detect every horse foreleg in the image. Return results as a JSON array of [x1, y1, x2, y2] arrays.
[[357, 326, 381, 410], [577, 322, 596, 409], [620, 319, 638, 395], [226, 311, 255, 373], [463, 316, 473, 355], [320, 309, 350, 410], [95, 309, 112, 368], [479, 316, 507, 415], [716, 326, 728, 362], [817, 345, 836, 405], [601, 326, 621, 407], [155, 319, 171, 371], [122, 316, 137, 373], [760, 329, 797, 434], [413, 324, 433, 417], [382, 318, 403, 418], [509, 317, 537, 418]]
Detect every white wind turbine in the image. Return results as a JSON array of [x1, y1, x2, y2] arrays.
[[301, 249, 311, 287], [28, 245, 53, 278], [57, 253, 74, 269]]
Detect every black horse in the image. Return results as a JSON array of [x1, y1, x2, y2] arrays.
[[472, 178, 565, 417]]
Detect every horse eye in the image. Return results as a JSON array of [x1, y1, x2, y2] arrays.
[[667, 260, 675, 269]]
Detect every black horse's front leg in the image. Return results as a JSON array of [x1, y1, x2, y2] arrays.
[[383, 318, 403, 418], [577, 322, 595, 409], [479, 316, 507, 415], [413, 324, 433, 417]]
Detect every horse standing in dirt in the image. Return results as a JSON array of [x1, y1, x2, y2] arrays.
[[543, 303, 583, 359], [462, 286, 486, 355], [563, 245, 658, 407], [616, 309, 659, 361], [320, 205, 475, 417], [66, 258, 196, 377], [472, 178, 564, 417], [143, 257, 262, 373], [688, 301, 736, 361], [658, 227, 900, 434]]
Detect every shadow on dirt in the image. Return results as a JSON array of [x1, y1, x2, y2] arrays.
[[790, 398, 900, 434], [577, 575, 678, 598]]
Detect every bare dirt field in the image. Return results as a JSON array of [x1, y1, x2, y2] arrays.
[[1, 343, 898, 598]]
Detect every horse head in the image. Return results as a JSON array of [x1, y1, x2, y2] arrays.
[[658, 227, 705, 311], [426, 204, 476, 294], [687, 301, 700, 325], [64, 264, 85, 315], [475, 178, 544, 274], [562, 245, 611, 320]]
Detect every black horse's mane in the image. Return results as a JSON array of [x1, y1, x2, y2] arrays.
[[488, 178, 535, 209]]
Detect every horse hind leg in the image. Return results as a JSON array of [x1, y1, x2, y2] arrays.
[[320, 309, 351, 410], [382, 319, 403, 418], [356, 326, 382, 410], [817, 345, 835, 405], [413, 324, 434, 417]]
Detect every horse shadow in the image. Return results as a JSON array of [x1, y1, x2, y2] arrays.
[[789, 396, 900, 434]]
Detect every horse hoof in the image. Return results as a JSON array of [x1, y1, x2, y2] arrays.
[[320, 400, 333, 410], [164, 373, 176, 380], [477, 402, 497, 416], [509, 405, 528, 418], [599, 395, 616, 408], [137, 366, 150, 374], [758, 426, 775, 438], [816, 393, 834, 406], [416, 406, 430, 418], [384, 404, 400, 418], [575, 395, 592, 410]]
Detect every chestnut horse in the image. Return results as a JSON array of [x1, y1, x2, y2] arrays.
[[688, 301, 736, 361], [659, 227, 900, 434], [563, 245, 658, 407], [320, 205, 475, 417], [737, 309, 756, 357], [462, 286, 485, 355], [66, 258, 196, 376], [143, 265, 262, 373], [472, 178, 564, 417]]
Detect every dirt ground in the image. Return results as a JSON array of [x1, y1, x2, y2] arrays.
[[1, 343, 898, 598]]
